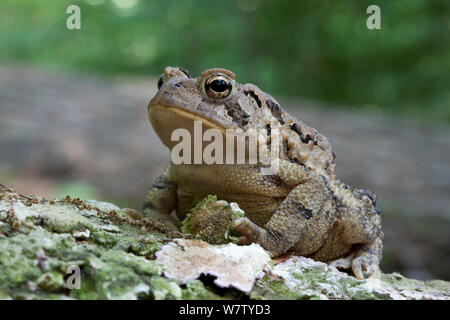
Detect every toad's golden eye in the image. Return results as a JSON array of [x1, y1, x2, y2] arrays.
[[205, 75, 233, 99]]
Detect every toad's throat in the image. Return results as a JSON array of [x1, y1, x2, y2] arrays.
[[148, 103, 227, 150]]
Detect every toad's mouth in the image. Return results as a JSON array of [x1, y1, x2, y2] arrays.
[[148, 103, 227, 150]]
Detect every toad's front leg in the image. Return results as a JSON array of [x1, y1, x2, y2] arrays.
[[233, 166, 335, 257], [142, 165, 179, 231]]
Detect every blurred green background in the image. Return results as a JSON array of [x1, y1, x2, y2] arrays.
[[0, 0, 449, 122]]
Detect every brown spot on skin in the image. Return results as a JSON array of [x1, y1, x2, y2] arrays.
[[263, 175, 286, 187], [290, 123, 318, 146], [266, 124, 271, 137], [244, 90, 262, 108], [224, 100, 250, 127], [284, 139, 290, 153], [266, 226, 284, 242], [320, 175, 334, 198], [266, 99, 285, 125], [296, 203, 313, 220]]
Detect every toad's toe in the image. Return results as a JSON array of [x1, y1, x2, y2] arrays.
[[330, 252, 355, 270], [351, 254, 380, 280], [232, 217, 261, 243]]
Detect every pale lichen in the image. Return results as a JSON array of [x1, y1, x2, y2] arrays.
[[155, 238, 271, 293]]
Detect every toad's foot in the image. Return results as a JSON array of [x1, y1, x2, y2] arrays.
[[330, 251, 380, 280], [232, 217, 293, 257], [351, 251, 381, 280], [330, 252, 355, 269], [232, 217, 263, 246]]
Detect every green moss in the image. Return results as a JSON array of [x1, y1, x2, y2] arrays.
[[193, 195, 218, 211], [36, 272, 65, 291], [1, 194, 448, 300], [181, 195, 246, 245], [89, 230, 163, 257], [181, 280, 222, 300], [251, 277, 327, 300], [0, 195, 171, 299], [31, 203, 101, 234], [0, 228, 75, 292], [250, 262, 407, 300], [70, 249, 164, 300], [382, 272, 450, 298], [181, 195, 216, 235], [425, 279, 450, 292], [296, 267, 328, 286], [149, 277, 182, 300]]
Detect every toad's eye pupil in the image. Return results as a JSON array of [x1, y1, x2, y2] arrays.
[[210, 79, 230, 92], [157, 76, 164, 89], [204, 75, 233, 99]]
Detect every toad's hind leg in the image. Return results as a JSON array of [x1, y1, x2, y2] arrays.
[[351, 237, 383, 279], [331, 193, 384, 279], [233, 171, 335, 257], [330, 237, 383, 280]]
